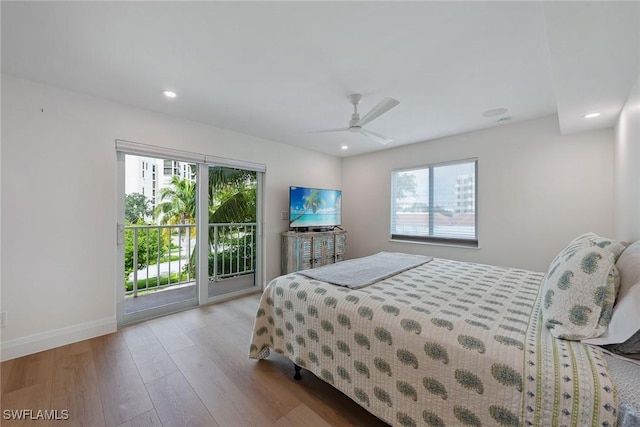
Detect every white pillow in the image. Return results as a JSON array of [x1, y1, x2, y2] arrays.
[[614, 239, 640, 297], [583, 240, 640, 346]]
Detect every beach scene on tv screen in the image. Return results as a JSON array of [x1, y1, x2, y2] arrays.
[[290, 187, 341, 227]]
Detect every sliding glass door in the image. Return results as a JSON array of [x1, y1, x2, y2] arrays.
[[202, 165, 260, 302], [116, 141, 264, 325], [118, 153, 199, 324]]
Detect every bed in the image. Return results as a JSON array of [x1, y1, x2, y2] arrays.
[[249, 234, 640, 427]]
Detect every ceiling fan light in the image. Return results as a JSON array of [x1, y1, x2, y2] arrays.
[[301, 95, 398, 145]]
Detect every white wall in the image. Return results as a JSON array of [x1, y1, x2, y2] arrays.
[[342, 115, 615, 272], [0, 75, 341, 360], [614, 73, 640, 241]]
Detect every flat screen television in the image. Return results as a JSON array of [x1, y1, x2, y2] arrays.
[[289, 186, 342, 230]]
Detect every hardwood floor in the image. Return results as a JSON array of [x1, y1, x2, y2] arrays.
[[0, 294, 389, 427]]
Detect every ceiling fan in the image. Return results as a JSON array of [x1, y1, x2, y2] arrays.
[[305, 94, 400, 145]]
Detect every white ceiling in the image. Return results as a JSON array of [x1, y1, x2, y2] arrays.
[[2, 1, 638, 157]]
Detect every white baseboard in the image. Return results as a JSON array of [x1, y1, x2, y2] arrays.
[[1, 317, 117, 362]]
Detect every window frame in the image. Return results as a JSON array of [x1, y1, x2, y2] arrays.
[[390, 158, 478, 247]]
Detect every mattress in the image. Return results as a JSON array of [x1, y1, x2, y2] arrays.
[[249, 257, 619, 426], [605, 354, 640, 427]]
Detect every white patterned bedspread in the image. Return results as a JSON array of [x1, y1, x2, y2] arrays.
[[249, 258, 618, 427]]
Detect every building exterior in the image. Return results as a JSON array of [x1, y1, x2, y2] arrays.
[[455, 174, 475, 214], [125, 155, 195, 214]]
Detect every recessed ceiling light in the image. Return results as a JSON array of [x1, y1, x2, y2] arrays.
[[341, 145, 349, 150], [583, 112, 600, 119], [163, 90, 177, 98], [497, 117, 512, 124], [482, 108, 508, 117]]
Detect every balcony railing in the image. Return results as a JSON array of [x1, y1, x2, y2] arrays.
[[208, 222, 256, 282], [125, 222, 256, 298]]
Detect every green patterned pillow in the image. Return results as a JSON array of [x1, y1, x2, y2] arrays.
[[541, 242, 618, 340], [570, 232, 626, 261]]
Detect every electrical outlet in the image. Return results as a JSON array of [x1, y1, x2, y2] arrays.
[[1, 312, 7, 328], [281, 211, 289, 221]]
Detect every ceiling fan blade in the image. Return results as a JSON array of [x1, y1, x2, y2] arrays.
[[299, 127, 350, 135], [356, 128, 393, 145], [356, 97, 399, 127]]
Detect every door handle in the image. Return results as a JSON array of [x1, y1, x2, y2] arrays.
[[117, 223, 125, 245]]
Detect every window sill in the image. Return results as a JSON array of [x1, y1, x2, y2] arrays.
[[389, 238, 480, 250]]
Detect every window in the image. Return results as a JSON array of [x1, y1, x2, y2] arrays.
[[391, 159, 477, 246]]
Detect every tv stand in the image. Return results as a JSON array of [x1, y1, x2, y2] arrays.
[[281, 229, 347, 274]]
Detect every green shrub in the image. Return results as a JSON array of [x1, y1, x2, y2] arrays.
[[125, 271, 191, 293], [208, 234, 256, 277], [124, 225, 168, 276]]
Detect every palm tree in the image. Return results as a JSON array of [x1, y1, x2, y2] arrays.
[[208, 166, 256, 223], [154, 176, 197, 225], [290, 189, 325, 224], [150, 167, 258, 279], [207, 167, 257, 278], [155, 169, 255, 225], [154, 168, 257, 278], [154, 176, 197, 277]]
